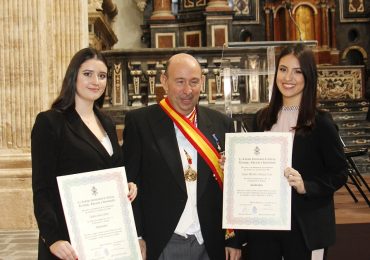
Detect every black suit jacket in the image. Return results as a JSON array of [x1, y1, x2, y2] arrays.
[[31, 107, 123, 259], [123, 104, 235, 260], [252, 110, 348, 250]]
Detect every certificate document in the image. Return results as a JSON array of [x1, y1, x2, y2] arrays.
[[222, 132, 293, 230], [57, 167, 142, 260]]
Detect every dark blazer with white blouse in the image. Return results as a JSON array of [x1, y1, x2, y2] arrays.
[[122, 104, 237, 260], [31, 107, 123, 259], [252, 110, 348, 250]]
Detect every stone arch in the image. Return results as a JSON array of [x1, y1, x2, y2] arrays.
[[274, 5, 288, 41], [293, 3, 316, 40], [342, 46, 368, 65], [239, 28, 252, 42], [292, 2, 318, 15], [273, 5, 285, 19], [342, 46, 368, 59]]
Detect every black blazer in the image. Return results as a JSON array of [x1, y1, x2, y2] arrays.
[[31, 107, 123, 259], [123, 104, 236, 260], [252, 110, 348, 250]]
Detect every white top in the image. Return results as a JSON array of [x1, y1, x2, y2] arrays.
[[271, 106, 299, 133], [173, 116, 204, 244], [100, 133, 113, 156]]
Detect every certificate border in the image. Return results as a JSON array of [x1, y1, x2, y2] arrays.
[[57, 167, 141, 260], [223, 133, 292, 230]]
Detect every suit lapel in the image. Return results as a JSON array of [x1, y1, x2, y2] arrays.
[[196, 107, 220, 198], [148, 106, 186, 192], [65, 108, 111, 161]]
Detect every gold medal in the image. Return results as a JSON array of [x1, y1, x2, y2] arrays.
[[183, 149, 197, 181], [184, 166, 197, 182]]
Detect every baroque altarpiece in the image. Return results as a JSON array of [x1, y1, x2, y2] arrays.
[[101, 0, 368, 117]]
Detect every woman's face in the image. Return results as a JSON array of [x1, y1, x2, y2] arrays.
[[75, 58, 107, 105], [276, 54, 305, 106]]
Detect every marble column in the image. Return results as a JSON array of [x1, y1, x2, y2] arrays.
[[0, 0, 88, 229], [329, 7, 339, 64], [265, 8, 272, 41], [314, 12, 321, 46], [285, 8, 291, 40], [151, 0, 175, 20], [320, 3, 329, 48], [206, 0, 231, 12], [330, 7, 337, 49]]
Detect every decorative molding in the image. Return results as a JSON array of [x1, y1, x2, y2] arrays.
[[342, 46, 368, 60], [155, 32, 176, 48], [292, 2, 318, 15], [184, 0, 206, 8], [206, 0, 232, 12], [112, 63, 123, 105], [89, 10, 118, 49], [232, 0, 260, 24], [272, 5, 285, 19], [339, 0, 370, 22], [89, 0, 103, 11], [208, 78, 217, 103], [134, 0, 147, 12], [184, 31, 202, 47], [317, 66, 364, 100], [233, 0, 250, 16], [211, 25, 228, 47]]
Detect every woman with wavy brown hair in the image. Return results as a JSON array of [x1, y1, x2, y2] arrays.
[[32, 47, 137, 259], [245, 44, 348, 260]]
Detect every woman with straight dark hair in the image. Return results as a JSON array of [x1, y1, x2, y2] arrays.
[[32, 47, 137, 260], [245, 44, 348, 260]]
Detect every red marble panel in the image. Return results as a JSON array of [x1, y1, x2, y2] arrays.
[[157, 35, 174, 48], [214, 28, 226, 47], [185, 33, 201, 47]]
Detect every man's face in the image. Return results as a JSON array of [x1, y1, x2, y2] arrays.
[[161, 55, 202, 115]]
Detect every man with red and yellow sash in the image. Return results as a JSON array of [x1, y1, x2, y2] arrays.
[[123, 53, 242, 260]]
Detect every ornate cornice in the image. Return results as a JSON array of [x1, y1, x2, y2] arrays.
[[89, 10, 118, 49]]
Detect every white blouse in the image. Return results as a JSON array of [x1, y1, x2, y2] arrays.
[[271, 106, 299, 133], [101, 133, 113, 156]]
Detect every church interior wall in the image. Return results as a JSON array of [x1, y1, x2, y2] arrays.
[[0, 0, 89, 229], [335, 22, 370, 66], [333, 1, 369, 73], [113, 0, 144, 49]]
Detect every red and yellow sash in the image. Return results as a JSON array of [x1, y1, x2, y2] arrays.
[[160, 98, 223, 188], [159, 98, 235, 239]]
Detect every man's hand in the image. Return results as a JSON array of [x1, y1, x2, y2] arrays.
[[225, 246, 241, 260]]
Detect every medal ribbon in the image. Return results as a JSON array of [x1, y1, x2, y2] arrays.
[[159, 98, 235, 239], [184, 149, 193, 165], [160, 98, 223, 188]]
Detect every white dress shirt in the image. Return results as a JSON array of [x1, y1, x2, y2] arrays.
[[173, 123, 204, 244]]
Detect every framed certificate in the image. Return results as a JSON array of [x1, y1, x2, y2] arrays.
[[57, 167, 142, 260], [222, 132, 293, 230]]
